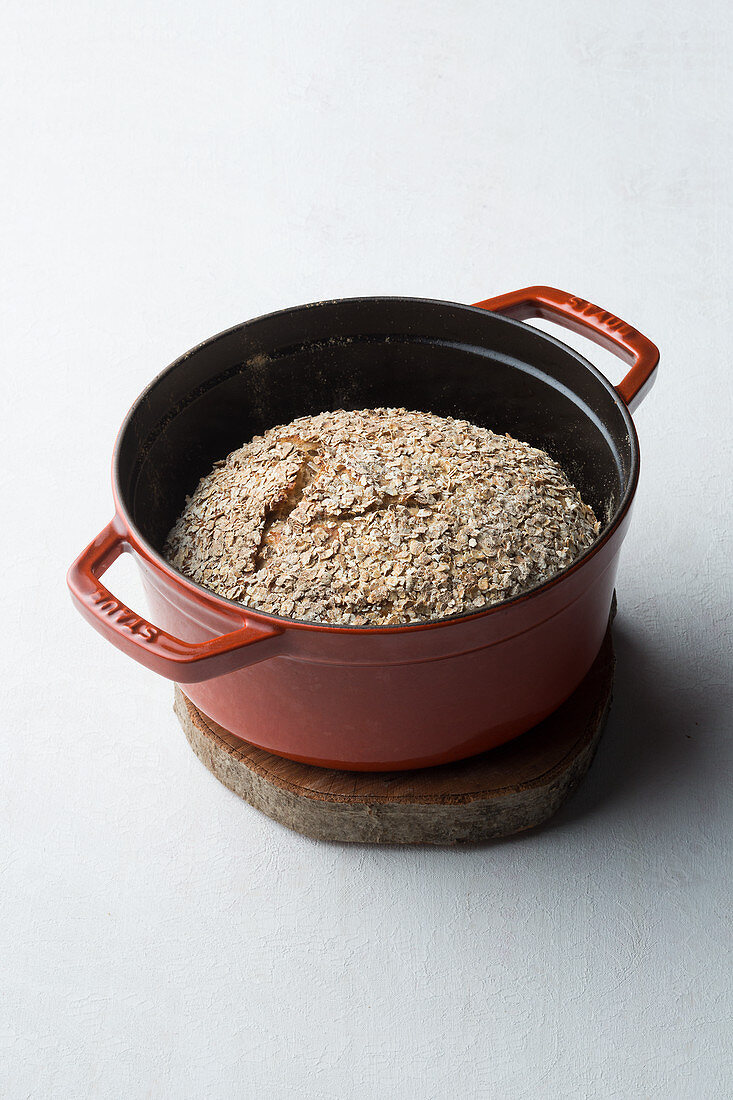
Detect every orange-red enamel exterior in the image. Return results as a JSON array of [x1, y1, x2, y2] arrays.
[[67, 287, 659, 770]]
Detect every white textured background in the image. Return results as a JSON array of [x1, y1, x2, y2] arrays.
[[2, 1, 732, 1097]]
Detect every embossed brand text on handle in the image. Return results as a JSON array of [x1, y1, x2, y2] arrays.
[[566, 296, 638, 340], [91, 591, 160, 642]]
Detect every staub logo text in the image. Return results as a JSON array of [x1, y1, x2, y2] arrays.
[[92, 592, 159, 642], [567, 297, 637, 339]]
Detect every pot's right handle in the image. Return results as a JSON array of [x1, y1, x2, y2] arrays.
[[473, 285, 659, 412], [67, 520, 284, 683]]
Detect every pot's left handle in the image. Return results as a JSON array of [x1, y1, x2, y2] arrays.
[[67, 520, 284, 683]]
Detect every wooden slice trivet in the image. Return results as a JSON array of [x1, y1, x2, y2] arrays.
[[173, 612, 615, 845]]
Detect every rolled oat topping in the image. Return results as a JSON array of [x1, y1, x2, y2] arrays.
[[164, 408, 600, 625]]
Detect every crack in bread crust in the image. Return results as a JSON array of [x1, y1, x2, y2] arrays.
[[253, 445, 322, 570]]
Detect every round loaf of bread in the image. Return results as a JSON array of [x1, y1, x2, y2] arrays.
[[163, 408, 600, 625]]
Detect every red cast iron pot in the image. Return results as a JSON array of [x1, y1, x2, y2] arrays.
[[68, 287, 658, 770]]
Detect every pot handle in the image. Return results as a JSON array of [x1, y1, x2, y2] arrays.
[[67, 520, 284, 683], [473, 285, 659, 411]]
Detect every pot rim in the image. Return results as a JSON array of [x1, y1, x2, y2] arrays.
[[111, 294, 640, 636]]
